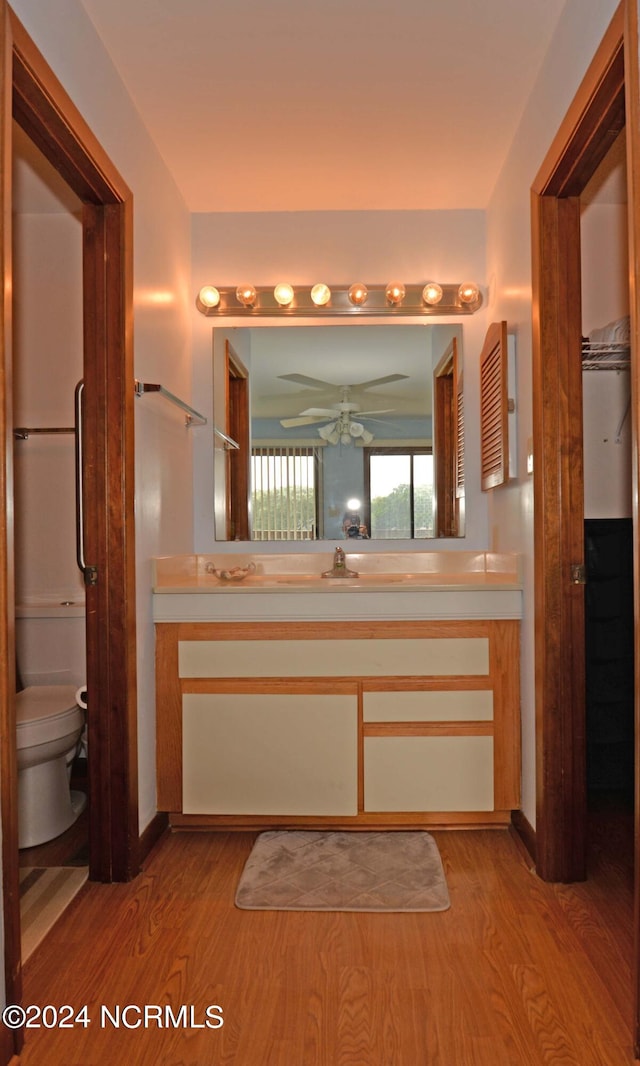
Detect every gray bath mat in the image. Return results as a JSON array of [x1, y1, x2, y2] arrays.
[[235, 830, 450, 912]]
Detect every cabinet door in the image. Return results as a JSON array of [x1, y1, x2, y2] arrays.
[[364, 736, 494, 812], [182, 692, 358, 815]]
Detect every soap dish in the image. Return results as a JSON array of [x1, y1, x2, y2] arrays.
[[206, 562, 256, 582]]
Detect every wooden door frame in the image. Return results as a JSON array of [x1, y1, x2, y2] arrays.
[[531, 4, 627, 882], [433, 338, 459, 537], [1, 5, 139, 1048]]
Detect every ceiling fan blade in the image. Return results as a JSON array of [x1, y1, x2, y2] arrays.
[[278, 373, 338, 390], [356, 408, 395, 416], [350, 374, 409, 389], [279, 415, 332, 428], [299, 407, 339, 417]]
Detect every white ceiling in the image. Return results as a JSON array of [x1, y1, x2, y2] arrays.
[[78, 0, 568, 213]]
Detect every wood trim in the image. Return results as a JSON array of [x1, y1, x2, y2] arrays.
[[531, 193, 586, 883], [138, 812, 169, 869], [170, 811, 513, 830], [183, 678, 359, 694], [225, 341, 250, 541], [0, 4, 21, 1055], [533, 5, 625, 197], [2, 0, 138, 911], [623, 0, 640, 1055], [175, 619, 491, 642], [156, 624, 182, 812], [510, 810, 537, 868], [490, 620, 521, 811], [363, 722, 492, 737], [9, 12, 128, 203], [82, 197, 139, 882], [361, 676, 492, 692], [433, 339, 456, 536], [531, 9, 623, 884], [357, 682, 364, 813]]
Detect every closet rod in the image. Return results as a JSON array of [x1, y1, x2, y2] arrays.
[[134, 379, 207, 427], [14, 426, 75, 439]]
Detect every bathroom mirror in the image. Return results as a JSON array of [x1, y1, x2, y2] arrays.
[[213, 322, 464, 541]]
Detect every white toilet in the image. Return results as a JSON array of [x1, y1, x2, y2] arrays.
[[14, 601, 87, 850], [16, 685, 86, 849]]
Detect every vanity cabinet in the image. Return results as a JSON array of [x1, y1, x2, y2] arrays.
[[156, 618, 520, 829]]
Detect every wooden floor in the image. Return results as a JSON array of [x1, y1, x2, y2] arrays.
[[18, 816, 636, 1066]]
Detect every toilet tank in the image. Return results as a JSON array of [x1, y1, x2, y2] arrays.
[[15, 600, 86, 688]]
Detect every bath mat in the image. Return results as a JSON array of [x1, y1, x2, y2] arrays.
[[235, 830, 450, 912], [19, 866, 88, 960]]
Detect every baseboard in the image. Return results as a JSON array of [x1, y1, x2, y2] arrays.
[[510, 809, 536, 867], [138, 812, 169, 868], [0, 1024, 20, 1065]]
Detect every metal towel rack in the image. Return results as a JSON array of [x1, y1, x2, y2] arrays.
[[134, 379, 207, 427], [13, 426, 75, 439]]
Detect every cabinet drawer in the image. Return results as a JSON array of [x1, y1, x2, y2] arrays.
[[363, 689, 493, 722], [178, 637, 489, 678], [364, 736, 494, 811], [182, 693, 358, 815]]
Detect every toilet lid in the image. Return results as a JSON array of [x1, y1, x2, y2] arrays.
[[16, 685, 81, 724]]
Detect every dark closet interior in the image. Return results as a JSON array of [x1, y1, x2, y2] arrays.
[[585, 517, 634, 805]]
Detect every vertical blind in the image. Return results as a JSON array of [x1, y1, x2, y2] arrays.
[[251, 446, 319, 540]]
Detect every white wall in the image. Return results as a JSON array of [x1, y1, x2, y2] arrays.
[[191, 209, 490, 553], [485, 0, 621, 827], [12, 212, 85, 606], [10, 0, 193, 833]]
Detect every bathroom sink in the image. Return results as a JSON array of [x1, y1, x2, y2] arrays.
[[275, 573, 418, 587]]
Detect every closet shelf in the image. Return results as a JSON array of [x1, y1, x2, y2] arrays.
[[581, 340, 630, 372]]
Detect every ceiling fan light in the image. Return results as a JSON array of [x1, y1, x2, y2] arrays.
[[348, 283, 368, 306], [349, 421, 364, 437], [236, 284, 257, 307], [274, 282, 295, 306], [310, 283, 331, 306], [422, 282, 443, 306], [340, 431, 352, 445], [360, 428, 374, 445], [318, 422, 338, 442]]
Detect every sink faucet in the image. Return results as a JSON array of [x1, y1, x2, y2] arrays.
[[322, 546, 359, 579]]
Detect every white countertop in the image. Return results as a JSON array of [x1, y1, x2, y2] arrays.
[[152, 551, 522, 622]]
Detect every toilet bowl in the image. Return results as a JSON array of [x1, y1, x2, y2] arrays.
[[16, 685, 86, 849]]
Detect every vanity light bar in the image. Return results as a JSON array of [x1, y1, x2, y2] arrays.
[[195, 282, 482, 317]]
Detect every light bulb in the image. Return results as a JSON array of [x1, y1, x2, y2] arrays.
[[236, 284, 257, 307], [197, 285, 220, 310], [422, 282, 443, 306], [348, 283, 368, 306], [458, 282, 480, 305], [349, 422, 364, 438], [341, 432, 352, 445], [385, 281, 406, 305], [347, 498, 361, 510], [274, 282, 294, 306], [310, 283, 331, 306]]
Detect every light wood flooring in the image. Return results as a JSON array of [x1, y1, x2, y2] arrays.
[[18, 814, 636, 1066]]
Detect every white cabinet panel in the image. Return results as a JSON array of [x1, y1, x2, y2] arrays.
[[363, 689, 493, 722], [183, 693, 357, 815], [364, 736, 494, 812], [179, 637, 489, 678]]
